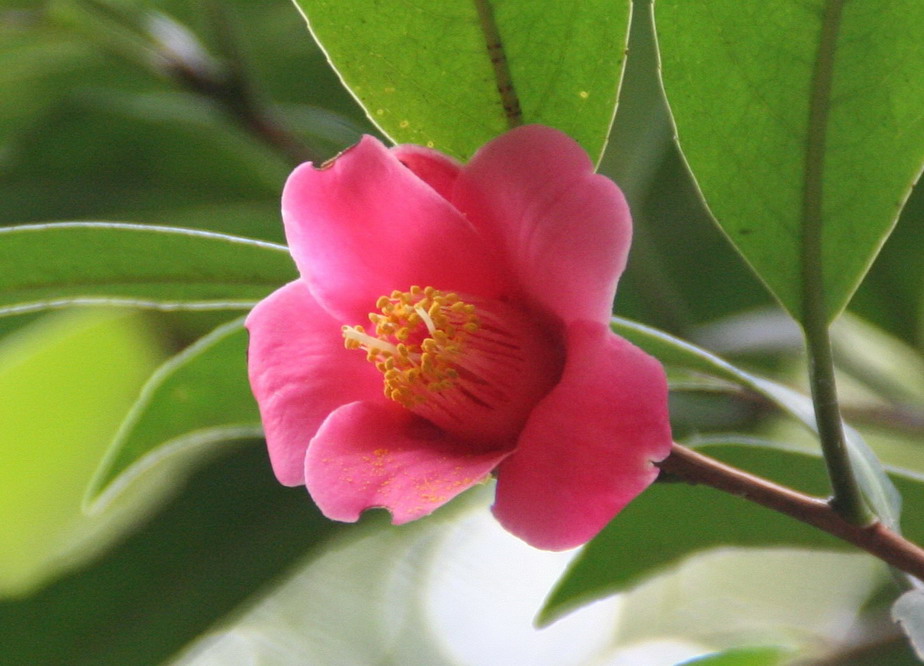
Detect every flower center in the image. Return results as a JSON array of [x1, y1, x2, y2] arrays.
[[342, 286, 561, 444], [342, 286, 479, 407]]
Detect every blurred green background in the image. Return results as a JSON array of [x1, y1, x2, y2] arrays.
[[1, 1, 922, 663]]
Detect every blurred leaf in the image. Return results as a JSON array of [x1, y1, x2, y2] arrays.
[[174, 512, 458, 666], [87, 317, 258, 509], [0, 20, 96, 142], [0, 222, 295, 316], [0, 442, 342, 665], [49, 0, 177, 74], [175, 485, 624, 666], [293, 0, 630, 162], [0, 308, 165, 596], [615, 549, 881, 663], [682, 646, 793, 665], [539, 441, 924, 626], [613, 316, 902, 527], [832, 314, 924, 406], [655, 2, 924, 321], [0, 90, 285, 230], [893, 588, 924, 661]]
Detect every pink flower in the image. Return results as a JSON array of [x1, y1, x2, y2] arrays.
[[245, 125, 672, 550]]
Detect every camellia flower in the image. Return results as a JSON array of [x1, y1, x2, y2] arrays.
[[246, 125, 672, 550]]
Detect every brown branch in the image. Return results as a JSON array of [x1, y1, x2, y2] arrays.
[[659, 443, 924, 581]]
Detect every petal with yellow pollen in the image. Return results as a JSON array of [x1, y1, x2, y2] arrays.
[[305, 401, 511, 524]]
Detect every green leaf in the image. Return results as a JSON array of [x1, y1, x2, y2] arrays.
[[86, 318, 259, 509], [0, 222, 295, 317], [682, 646, 792, 666], [538, 441, 924, 626], [655, 2, 924, 321], [173, 486, 624, 665], [893, 588, 924, 661], [0, 309, 165, 596], [0, 443, 342, 665], [612, 316, 902, 528], [292, 0, 630, 162]]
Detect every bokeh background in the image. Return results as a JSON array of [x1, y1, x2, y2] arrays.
[[2, 0, 923, 663]]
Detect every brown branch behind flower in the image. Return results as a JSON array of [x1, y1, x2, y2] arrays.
[[659, 443, 924, 582]]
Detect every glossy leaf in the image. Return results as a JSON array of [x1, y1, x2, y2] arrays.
[[539, 442, 924, 626], [893, 588, 924, 661], [292, 0, 630, 162], [612, 316, 901, 527], [0, 223, 295, 317], [87, 318, 260, 509], [655, 2, 924, 321]]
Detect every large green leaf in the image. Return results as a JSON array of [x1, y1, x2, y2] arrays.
[[292, 0, 631, 162], [0, 223, 295, 316], [538, 442, 924, 626], [655, 2, 924, 321], [86, 318, 259, 509], [612, 316, 902, 527]]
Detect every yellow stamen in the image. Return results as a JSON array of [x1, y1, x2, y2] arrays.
[[341, 287, 481, 408]]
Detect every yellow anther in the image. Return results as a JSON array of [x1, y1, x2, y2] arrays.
[[341, 286, 482, 409]]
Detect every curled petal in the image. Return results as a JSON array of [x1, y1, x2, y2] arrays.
[[391, 143, 462, 201], [454, 125, 631, 324], [282, 136, 504, 321], [492, 321, 672, 550], [305, 401, 511, 524], [245, 280, 383, 485]]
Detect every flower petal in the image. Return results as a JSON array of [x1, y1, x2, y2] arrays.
[[454, 125, 631, 324], [305, 401, 510, 524], [282, 136, 504, 321], [391, 143, 462, 201], [245, 280, 384, 486], [492, 321, 672, 550]]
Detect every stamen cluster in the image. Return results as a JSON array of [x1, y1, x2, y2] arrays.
[[342, 286, 480, 407]]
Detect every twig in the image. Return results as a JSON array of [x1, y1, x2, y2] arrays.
[[659, 443, 924, 581]]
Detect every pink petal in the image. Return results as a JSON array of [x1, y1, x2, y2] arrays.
[[305, 401, 511, 524], [282, 136, 505, 321], [492, 321, 672, 550], [454, 125, 631, 324], [245, 280, 384, 486], [391, 143, 462, 201]]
